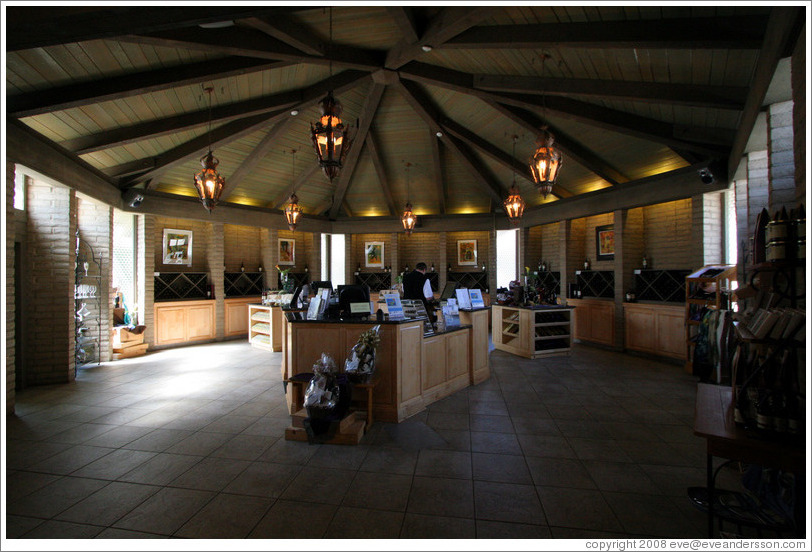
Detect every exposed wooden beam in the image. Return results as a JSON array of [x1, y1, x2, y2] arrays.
[[8, 58, 291, 119], [385, 7, 495, 70], [399, 62, 727, 157], [120, 26, 384, 72], [444, 15, 767, 50], [218, 118, 297, 202], [328, 83, 386, 219], [386, 7, 420, 43], [366, 130, 399, 216], [472, 75, 748, 111], [429, 129, 446, 214], [62, 70, 368, 154], [485, 102, 629, 189], [393, 79, 505, 206], [5, 6, 311, 50], [727, 7, 804, 179], [439, 117, 575, 199], [239, 16, 325, 56], [269, 164, 319, 210]]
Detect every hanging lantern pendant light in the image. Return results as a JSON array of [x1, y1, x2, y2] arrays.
[[504, 135, 526, 224], [193, 86, 226, 213], [530, 126, 562, 199], [284, 149, 303, 231], [402, 162, 417, 234]]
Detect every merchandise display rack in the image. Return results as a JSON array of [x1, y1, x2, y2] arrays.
[[74, 230, 102, 367], [684, 264, 737, 372]]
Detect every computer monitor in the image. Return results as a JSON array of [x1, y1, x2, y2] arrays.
[[440, 281, 457, 300], [310, 281, 333, 295], [338, 284, 371, 318]]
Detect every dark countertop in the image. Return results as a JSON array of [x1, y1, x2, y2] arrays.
[[284, 312, 471, 337], [494, 304, 575, 310], [459, 306, 491, 312]]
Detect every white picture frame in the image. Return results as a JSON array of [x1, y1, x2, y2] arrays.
[[162, 228, 193, 266]]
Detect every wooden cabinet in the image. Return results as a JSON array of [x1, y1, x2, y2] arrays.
[[624, 303, 685, 360], [154, 300, 215, 347], [248, 304, 284, 351], [224, 297, 260, 337], [568, 298, 615, 346], [492, 305, 573, 359], [460, 307, 490, 384]]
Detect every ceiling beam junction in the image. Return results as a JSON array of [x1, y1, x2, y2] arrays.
[[269, 164, 319, 211]]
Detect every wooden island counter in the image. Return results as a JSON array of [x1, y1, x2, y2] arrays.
[[283, 311, 490, 423]]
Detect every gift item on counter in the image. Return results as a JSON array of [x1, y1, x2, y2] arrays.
[[345, 325, 381, 382], [302, 353, 352, 439], [304, 353, 339, 410]]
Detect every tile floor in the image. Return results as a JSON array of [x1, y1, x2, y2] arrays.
[[5, 340, 731, 540]]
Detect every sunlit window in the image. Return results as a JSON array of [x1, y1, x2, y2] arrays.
[[496, 229, 518, 289]]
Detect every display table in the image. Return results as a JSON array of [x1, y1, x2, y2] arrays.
[[492, 304, 574, 359], [693, 383, 805, 537], [284, 314, 477, 423]]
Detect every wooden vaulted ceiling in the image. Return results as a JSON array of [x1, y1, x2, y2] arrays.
[[5, 5, 803, 223]]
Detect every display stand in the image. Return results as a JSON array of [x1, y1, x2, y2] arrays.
[[492, 305, 573, 359], [74, 229, 102, 367], [685, 265, 737, 372]]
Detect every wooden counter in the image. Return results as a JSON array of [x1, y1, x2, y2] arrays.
[[492, 304, 574, 359], [153, 299, 215, 347], [566, 298, 615, 346], [623, 302, 685, 360], [460, 307, 491, 384], [284, 316, 476, 423], [224, 296, 261, 337]]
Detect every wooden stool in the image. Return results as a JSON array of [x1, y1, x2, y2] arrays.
[[352, 375, 379, 430]]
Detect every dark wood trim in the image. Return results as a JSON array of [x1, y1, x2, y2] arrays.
[[472, 75, 748, 111], [239, 16, 325, 56], [8, 59, 291, 118], [366, 130, 399, 216], [386, 7, 420, 43], [328, 83, 386, 219], [429, 129, 447, 215], [443, 15, 768, 50]]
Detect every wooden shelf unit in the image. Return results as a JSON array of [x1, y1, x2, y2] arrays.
[[684, 264, 737, 372], [247, 304, 284, 351], [492, 305, 573, 359]]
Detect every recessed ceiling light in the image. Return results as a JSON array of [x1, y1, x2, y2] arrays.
[[421, 45, 433, 52], [435, 131, 443, 138], [290, 109, 299, 116]]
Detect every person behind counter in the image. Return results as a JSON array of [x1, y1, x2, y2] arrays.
[[402, 262, 437, 322]]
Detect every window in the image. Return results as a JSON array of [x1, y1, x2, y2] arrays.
[[496, 229, 518, 289], [320, 233, 346, 286], [725, 188, 738, 267], [112, 209, 137, 319], [13, 171, 26, 210]]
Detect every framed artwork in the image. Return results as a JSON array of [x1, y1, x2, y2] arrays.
[[278, 238, 295, 265], [162, 228, 193, 266], [596, 224, 615, 261], [457, 239, 477, 266], [365, 242, 384, 268]]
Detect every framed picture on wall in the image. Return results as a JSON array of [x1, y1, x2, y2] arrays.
[[365, 242, 384, 268], [457, 239, 477, 266], [162, 228, 193, 266], [596, 225, 615, 261], [278, 238, 295, 266]]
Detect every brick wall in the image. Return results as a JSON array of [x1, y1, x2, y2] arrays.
[[77, 195, 113, 362], [746, 151, 770, 234], [447, 231, 490, 271], [25, 179, 74, 385], [792, 27, 806, 206], [398, 231, 442, 273], [582, 213, 614, 271], [153, 217, 211, 272], [703, 193, 724, 265], [224, 224, 262, 272], [207, 223, 224, 336], [768, 101, 796, 214], [137, 214, 155, 345], [351, 233, 393, 273], [642, 199, 694, 270], [6, 162, 16, 413], [277, 229, 310, 274]]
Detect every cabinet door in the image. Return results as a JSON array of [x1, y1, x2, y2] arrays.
[[572, 305, 591, 340], [225, 301, 249, 336], [657, 310, 686, 359], [422, 336, 447, 392], [590, 302, 615, 345], [446, 331, 469, 380], [187, 304, 215, 341], [155, 306, 187, 345], [625, 309, 656, 352]]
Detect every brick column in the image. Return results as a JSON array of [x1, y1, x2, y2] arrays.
[[6, 161, 17, 413], [208, 222, 225, 338], [613, 210, 626, 349], [791, 27, 805, 206], [25, 180, 74, 384], [767, 101, 796, 214], [487, 228, 497, 295], [438, 232, 447, 293], [308, 232, 321, 283], [734, 177, 750, 284], [691, 192, 724, 267], [137, 214, 155, 346], [389, 232, 399, 285], [260, 228, 274, 289]]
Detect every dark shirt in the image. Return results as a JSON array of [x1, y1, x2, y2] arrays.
[[402, 270, 428, 301]]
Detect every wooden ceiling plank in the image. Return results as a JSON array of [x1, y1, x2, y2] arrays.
[[120, 26, 384, 72], [218, 118, 296, 201], [443, 15, 767, 50], [269, 163, 319, 210], [366, 130, 399, 216], [386, 7, 420, 43], [61, 70, 368, 154], [727, 7, 804, 179], [472, 74, 748, 111], [385, 7, 496, 70], [6, 6, 314, 51], [328, 83, 386, 219], [429, 129, 446, 214], [9, 58, 291, 118], [239, 16, 325, 57], [393, 79, 504, 206]]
